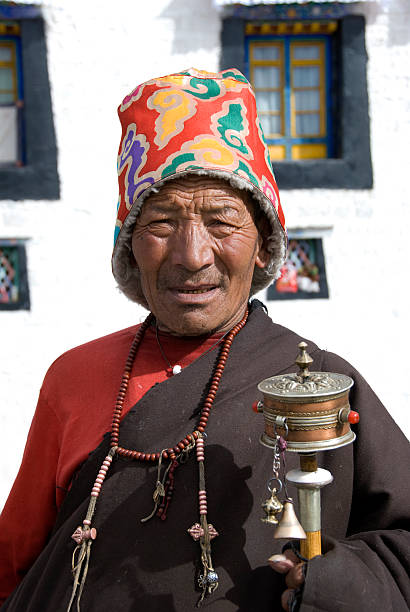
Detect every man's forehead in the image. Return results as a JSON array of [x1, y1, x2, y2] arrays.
[[142, 175, 253, 211]]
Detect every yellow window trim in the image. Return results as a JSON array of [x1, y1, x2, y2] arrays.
[[246, 21, 338, 36], [290, 40, 326, 138], [291, 143, 327, 160], [250, 40, 285, 136], [0, 41, 18, 100], [0, 23, 20, 36]]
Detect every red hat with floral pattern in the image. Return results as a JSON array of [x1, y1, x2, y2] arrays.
[[112, 67, 287, 305]]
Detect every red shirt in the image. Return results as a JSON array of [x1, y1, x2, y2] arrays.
[[0, 323, 223, 603]]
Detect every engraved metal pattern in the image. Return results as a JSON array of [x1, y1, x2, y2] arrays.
[[258, 371, 353, 399], [263, 406, 349, 431]]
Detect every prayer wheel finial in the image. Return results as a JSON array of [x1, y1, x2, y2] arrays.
[[295, 341, 313, 382]]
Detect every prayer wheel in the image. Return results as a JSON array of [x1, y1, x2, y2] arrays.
[[255, 342, 358, 453], [254, 342, 359, 559]]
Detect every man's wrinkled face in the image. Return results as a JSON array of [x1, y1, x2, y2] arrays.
[[131, 176, 269, 336]]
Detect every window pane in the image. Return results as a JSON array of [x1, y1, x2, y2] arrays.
[[0, 106, 18, 162], [254, 66, 280, 89], [294, 90, 320, 111], [0, 67, 14, 92], [255, 90, 281, 112], [253, 45, 280, 61], [0, 92, 15, 103], [0, 47, 12, 62], [260, 113, 281, 136], [293, 45, 320, 60], [295, 113, 320, 135], [293, 66, 319, 88]]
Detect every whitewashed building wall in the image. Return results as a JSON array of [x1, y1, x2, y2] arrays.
[[0, 0, 409, 508]]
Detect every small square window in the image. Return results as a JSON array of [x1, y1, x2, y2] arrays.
[[267, 237, 329, 300], [0, 240, 30, 310]]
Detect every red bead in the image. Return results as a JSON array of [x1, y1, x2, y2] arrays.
[[348, 410, 360, 424]]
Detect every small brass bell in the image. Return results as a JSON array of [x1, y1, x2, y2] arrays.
[[261, 488, 283, 525], [274, 499, 306, 540]]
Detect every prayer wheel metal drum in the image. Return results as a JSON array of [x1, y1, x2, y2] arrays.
[[257, 343, 356, 453]]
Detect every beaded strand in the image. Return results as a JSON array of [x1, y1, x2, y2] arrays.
[[110, 309, 248, 462], [67, 309, 249, 611]]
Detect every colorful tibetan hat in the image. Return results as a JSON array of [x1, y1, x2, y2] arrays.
[[112, 67, 287, 306]]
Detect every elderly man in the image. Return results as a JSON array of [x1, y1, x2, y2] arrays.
[[0, 68, 409, 612]]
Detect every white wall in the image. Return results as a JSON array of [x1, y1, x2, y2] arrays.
[[1, 0, 409, 509]]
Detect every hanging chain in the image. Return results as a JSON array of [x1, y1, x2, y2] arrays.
[[261, 417, 289, 524]]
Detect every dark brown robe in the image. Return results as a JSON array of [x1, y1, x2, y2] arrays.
[[2, 302, 410, 611]]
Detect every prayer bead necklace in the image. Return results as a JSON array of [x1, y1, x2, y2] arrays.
[[111, 310, 248, 461], [67, 309, 249, 611]]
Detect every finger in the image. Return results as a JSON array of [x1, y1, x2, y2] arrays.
[[268, 553, 296, 574], [281, 588, 295, 612], [282, 549, 300, 565], [285, 562, 305, 589]]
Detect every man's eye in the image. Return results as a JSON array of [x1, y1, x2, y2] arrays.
[[210, 219, 230, 226], [150, 219, 172, 225]]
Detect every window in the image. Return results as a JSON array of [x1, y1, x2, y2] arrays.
[[268, 236, 329, 300], [0, 5, 59, 200], [247, 24, 336, 161], [221, 9, 373, 189], [0, 240, 30, 310], [0, 21, 23, 165]]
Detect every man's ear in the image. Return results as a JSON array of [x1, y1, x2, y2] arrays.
[[255, 240, 270, 269]]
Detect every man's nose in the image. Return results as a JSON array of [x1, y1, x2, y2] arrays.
[[170, 224, 214, 271]]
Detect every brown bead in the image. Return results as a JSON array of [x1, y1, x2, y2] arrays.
[[107, 310, 247, 466]]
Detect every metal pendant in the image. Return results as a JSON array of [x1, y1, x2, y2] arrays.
[[261, 488, 283, 525]]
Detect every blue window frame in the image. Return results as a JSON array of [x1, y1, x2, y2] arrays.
[[0, 22, 24, 165], [246, 26, 335, 161]]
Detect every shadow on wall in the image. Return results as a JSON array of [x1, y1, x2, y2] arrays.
[[387, 0, 410, 46], [159, 0, 220, 54], [358, 0, 410, 46]]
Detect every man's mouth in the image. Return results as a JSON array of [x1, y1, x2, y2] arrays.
[[177, 287, 215, 294], [166, 285, 220, 302]]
